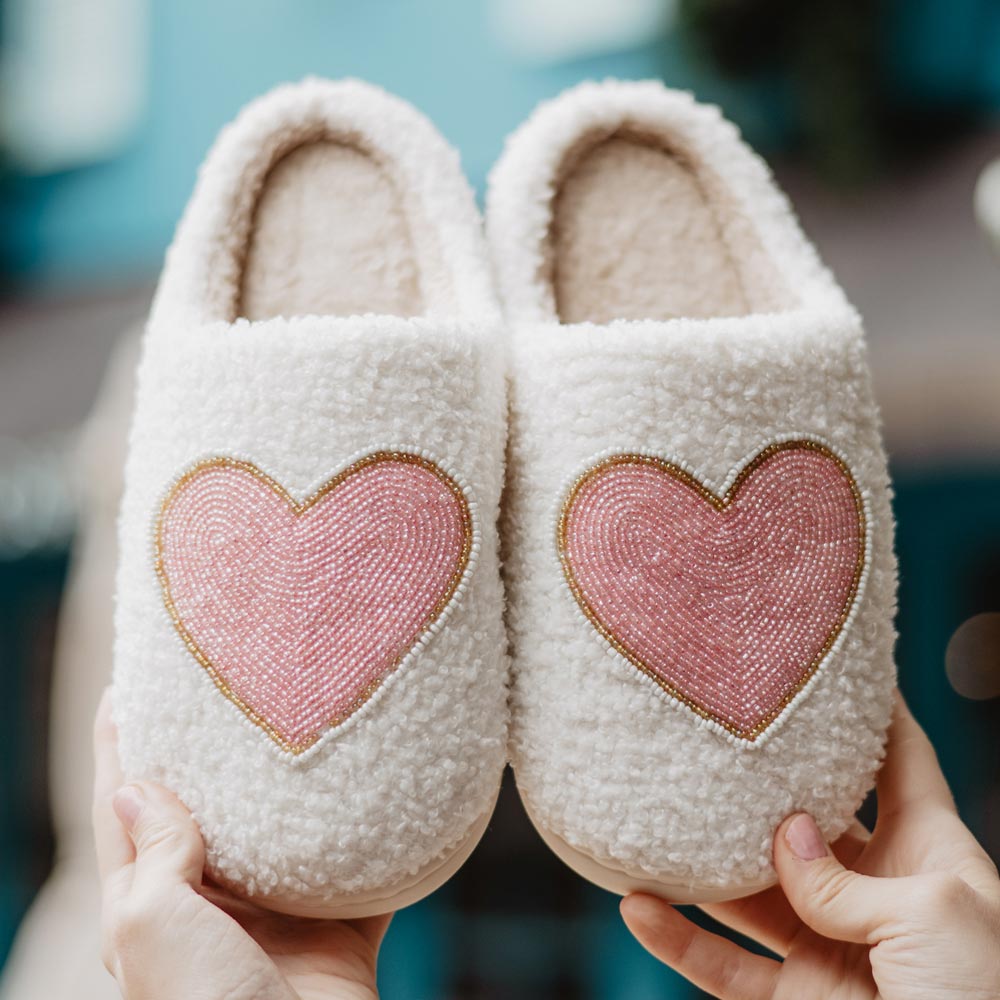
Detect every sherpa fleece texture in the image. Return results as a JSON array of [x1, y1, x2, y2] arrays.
[[113, 79, 508, 909], [488, 80, 897, 893]]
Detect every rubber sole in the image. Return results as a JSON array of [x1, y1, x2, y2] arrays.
[[521, 791, 776, 904], [226, 793, 497, 920]]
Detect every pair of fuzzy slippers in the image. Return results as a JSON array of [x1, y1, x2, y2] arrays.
[[112, 78, 897, 918]]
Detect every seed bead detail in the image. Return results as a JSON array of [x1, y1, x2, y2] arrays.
[[557, 440, 867, 744], [155, 451, 474, 756]]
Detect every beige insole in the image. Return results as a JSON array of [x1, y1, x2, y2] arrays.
[[552, 137, 752, 324], [238, 141, 423, 321]]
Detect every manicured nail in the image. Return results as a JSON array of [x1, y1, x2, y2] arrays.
[[785, 813, 828, 861], [113, 785, 145, 831]]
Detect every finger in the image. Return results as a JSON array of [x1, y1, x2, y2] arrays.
[[700, 884, 798, 958], [622, 894, 779, 1000], [831, 819, 871, 868], [774, 813, 904, 944], [206, 878, 392, 957], [92, 688, 135, 883], [346, 913, 393, 953], [876, 691, 955, 820], [700, 819, 871, 956], [114, 782, 205, 894]]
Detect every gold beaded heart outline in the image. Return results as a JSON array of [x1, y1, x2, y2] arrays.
[[154, 450, 476, 757], [556, 438, 869, 745]]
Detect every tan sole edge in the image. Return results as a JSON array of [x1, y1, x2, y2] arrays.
[[241, 793, 498, 920], [520, 793, 776, 904]]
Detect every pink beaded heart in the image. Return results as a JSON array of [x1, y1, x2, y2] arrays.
[[558, 441, 866, 743], [156, 452, 473, 755]]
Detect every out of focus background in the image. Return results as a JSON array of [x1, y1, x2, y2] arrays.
[[2, 1, 1000, 997]]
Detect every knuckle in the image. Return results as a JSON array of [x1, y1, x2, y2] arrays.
[[715, 951, 745, 991], [109, 896, 157, 945], [913, 872, 971, 911], [669, 921, 700, 965], [808, 864, 856, 912], [135, 817, 176, 851]]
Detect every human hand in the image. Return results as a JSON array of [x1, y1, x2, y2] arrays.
[[92, 689, 390, 1000], [621, 692, 1000, 999]]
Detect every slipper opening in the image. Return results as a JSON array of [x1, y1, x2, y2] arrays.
[[547, 129, 792, 324], [237, 137, 426, 321]]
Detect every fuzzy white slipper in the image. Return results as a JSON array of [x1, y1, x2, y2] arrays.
[[488, 80, 897, 902], [112, 79, 508, 917]]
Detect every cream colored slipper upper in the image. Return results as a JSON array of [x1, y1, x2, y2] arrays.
[[114, 79, 508, 917], [489, 80, 896, 899]]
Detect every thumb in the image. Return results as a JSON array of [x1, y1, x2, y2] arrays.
[[774, 813, 899, 944], [113, 783, 205, 892]]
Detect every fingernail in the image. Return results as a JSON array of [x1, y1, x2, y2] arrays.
[[785, 813, 828, 861], [113, 785, 145, 831]]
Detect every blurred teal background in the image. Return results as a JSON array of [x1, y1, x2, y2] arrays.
[[2, 2, 1000, 998], [6, 0, 1000, 289], [0, 0, 774, 288]]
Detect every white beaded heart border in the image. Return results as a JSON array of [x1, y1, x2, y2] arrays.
[[152, 444, 481, 763], [552, 432, 873, 750]]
